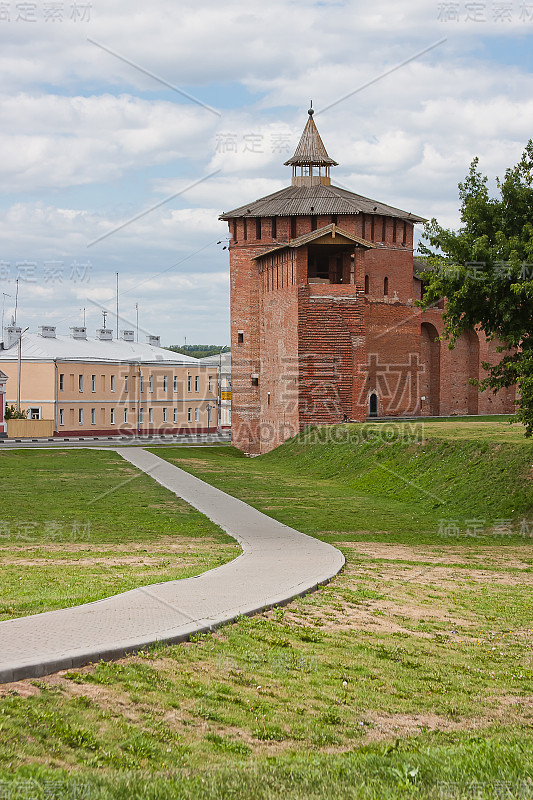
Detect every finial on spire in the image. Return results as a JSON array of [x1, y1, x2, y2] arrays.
[[308, 100, 314, 116]]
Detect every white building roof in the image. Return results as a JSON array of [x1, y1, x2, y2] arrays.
[[0, 333, 204, 365], [199, 351, 231, 371]]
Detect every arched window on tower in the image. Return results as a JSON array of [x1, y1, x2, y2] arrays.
[[384, 277, 389, 296], [364, 275, 369, 294]]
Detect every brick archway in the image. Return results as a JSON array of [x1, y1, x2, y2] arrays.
[[464, 329, 480, 415], [420, 322, 440, 416]]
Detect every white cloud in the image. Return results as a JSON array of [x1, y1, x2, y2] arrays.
[[0, 0, 532, 340]]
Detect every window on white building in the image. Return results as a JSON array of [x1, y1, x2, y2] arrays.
[[173, 408, 178, 423], [59, 408, 64, 426], [91, 408, 96, 425], [163, 407, 167, 422], [173, 376, 178, 392], [208, 375, 213, 392], [78, 408, 83, 425], [78, 375, 83, 392], [124, 408, 128, 423], [110, 408, 115, 424], [195, 376, 199, 392], [149, 375, 153, 393], [148, 408, 153, 423], [124, 376, 129, 393], [139, 407, 144, 423], [187, 407, 192, 422], [194, 407, 199, 422], [92, 375, 96, 392], [187, 375, 192, 392], [163, 376, 168, 392], [59, 374, 64, 391], [110, 375, 115, 392]]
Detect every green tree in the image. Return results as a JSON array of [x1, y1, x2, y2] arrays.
[[4, 405, 27, 420], [419, 140, 533, 434], [165, 345, 230, 359]]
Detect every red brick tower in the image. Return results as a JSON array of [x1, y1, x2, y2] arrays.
[[220, 109, 515, 454], [221, 108, 424, 454]]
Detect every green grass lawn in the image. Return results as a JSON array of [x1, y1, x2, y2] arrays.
[[0, 449, 239, 619], [1, 425, 532, 798]]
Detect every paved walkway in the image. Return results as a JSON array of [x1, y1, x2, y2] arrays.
[[0, 448, 344, 683]]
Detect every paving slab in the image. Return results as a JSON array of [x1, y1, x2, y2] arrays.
[[0, 448, 344, 684]]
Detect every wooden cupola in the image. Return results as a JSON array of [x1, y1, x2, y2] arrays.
[[284, 104, 338, 187]]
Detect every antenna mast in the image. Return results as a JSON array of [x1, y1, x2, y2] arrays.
[[116, 272, 119, 339], [14, 279, 19, 325], [1, 292, 11, 337]]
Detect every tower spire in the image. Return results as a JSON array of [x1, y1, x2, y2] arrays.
[[284, 105, 338, 186]]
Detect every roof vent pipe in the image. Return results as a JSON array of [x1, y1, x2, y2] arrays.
[[3, 326, 22, 349], [38, 325, 56, 338], [70, 327, 87, 340]]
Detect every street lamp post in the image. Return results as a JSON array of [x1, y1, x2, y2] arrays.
[[16, 327, 29, 413]]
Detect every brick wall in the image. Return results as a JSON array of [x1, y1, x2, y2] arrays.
[[227, 209, 516, 455]]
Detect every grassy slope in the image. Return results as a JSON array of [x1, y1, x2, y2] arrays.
[[0, 449, 238, 619], [149, 424, 533, 546]]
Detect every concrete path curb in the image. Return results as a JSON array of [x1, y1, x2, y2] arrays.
[[0, 448, 344, 683]]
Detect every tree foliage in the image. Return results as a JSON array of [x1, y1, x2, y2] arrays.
[[419, 140, 533, 434], [4, 405, 27, 420], [165, 344, 230, 359]]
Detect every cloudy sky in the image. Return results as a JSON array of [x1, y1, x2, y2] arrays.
[[0, 0, 531, 345]]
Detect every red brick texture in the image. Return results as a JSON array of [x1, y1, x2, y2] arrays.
[[226, 211, 516, 454]]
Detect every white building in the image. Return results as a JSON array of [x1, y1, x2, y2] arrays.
[[0, 325, 219, 436]]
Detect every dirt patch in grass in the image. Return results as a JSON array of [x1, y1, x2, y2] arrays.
[[363, 563, 533, 588], [0, 555, 195, 567], [0, 537, 238, 557], [338, 541, 533, 570], [283, 599, 468, 637]]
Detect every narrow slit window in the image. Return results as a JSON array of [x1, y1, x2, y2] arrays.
[[290, 216, 297, 239]]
